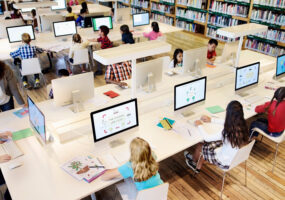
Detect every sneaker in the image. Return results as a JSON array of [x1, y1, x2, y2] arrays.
[[185, 156, 200, 174], [23, 81, 31, 89], [94, 70, 103, 75], [184, 151, 193, 160], [34, 79, 40, 89]]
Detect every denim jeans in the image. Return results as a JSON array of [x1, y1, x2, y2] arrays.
[[250, 118, 283, 138], [0, 97, 14, 112]]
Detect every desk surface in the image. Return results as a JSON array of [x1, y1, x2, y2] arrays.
[[0, 51, 280, 200]]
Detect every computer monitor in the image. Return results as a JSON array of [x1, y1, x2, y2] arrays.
[[51, 72, 94, 107], [276, 54, 285, 80], [174, 76, 207, 117], [220, 41, 239, 65], [51, 0, 66, 11], [6, 25, 35, 43], [136, 56, 169, 92], [235, 62, 260, 96], [132, 13, 150, 27], [53, 21, 77, 37], [182, 47, 208, 76], [92, 16, 113, 31], [21, 7, 35, 13], [27, 96, 46, 144], [90, 99, 139, 147]]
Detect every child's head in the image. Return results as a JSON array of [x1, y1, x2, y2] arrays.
[[173, 48, 183, 67], [81, 2, 88, 10], [130, 137, 158, 182], [22, 33, 31, 44], [31, 9, 36, 17], [99, 25, 109, 37], [151, 22, 159, 33], [80, 8, 86, 16], [72, 33, 82, 43], [67, 6, 72, 13], [58, 69, 69, 77], [120, 24, 130, 34], [223, 101, 248, 148], [208, 39, 218, 52], [267, 87, 285, 115]]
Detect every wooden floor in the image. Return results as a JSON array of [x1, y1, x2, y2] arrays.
[[24, 32, 284, 200]]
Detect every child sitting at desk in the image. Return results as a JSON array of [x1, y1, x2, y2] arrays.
[[10, 33, 45, 89], [66, 6, 78, 20], [76, 9, 87, 27], [120, 25, 135, 44], [143, 22, 162, 41], [69, 33, 90, 74], [31, 9, 38, 31], [89, 25, 113, 75], [184, 101, 249, 173], [168, 48, 183, 69], [105, 61, 131, 88], [101, 137, 163, 197], [250, 87, 285, 138], [207, 39, 218, 64]]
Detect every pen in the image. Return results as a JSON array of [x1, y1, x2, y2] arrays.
[[89, 165, 105, 169], [187, 129, 191, 136]]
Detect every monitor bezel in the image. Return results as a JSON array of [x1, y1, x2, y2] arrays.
[[174, 76, 207, 111], [276, 54, 285, 77], [235, 62, 260, 91], [132, 12, 150, 27], [27, 96, 46, 143], [91, 16, 113, 32], [90, 99, 139, 143], [51, 0, 67, 11], [6, 25, 36, 43], [53, 20, 77, 37]]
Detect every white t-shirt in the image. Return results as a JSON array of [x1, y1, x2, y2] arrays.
[[0, 86, 10, 105], [168, 60, 182, 69]]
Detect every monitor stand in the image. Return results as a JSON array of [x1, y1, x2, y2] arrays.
[[143, 72, 155, 93], [236, 91, 249, 97], [181, 110, 195, 117], [70, 90, 85, 113], [189, 59, 202, 78], [109, 139, 125, 148]]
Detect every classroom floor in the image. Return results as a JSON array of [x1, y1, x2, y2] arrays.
[[25, 31, 285, 200]]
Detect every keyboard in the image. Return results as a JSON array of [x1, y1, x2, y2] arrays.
[[244, 95, 264, 104], [1, 140, 23, 159]]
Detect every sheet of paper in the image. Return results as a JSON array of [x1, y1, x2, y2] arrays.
[[12, 128, 34, 141], [13, 107, 29, 118]]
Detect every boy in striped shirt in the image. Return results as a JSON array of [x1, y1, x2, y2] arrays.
[[105, 61, 132, 88]]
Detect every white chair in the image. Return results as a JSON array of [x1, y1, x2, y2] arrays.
[[21, 58, 46, 86], [252, 128, 285, 173], [116, 178, 169, 200], [219, 140, 255, 200], [71, 49, 90, 74]]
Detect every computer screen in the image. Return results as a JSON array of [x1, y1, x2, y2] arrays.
[[132, 13, 150, 27], [91, 99, 139, 142], [235, 62, 260, 91], [92, 16, 113, 31], [6, 25, 35, 43], [27, 96, 46, 143], [174, 77, 207, 111], [276, 54, 285, 77], [21, 7, 35, 13], [51, 0, 66, 10], [53, 21, 77, 37]]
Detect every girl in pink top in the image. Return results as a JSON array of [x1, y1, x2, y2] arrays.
[[69, 0, 78, 6], [143, 22, 162, 40]]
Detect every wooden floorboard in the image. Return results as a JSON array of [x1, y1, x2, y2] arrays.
[[18, 31, 284, 200]]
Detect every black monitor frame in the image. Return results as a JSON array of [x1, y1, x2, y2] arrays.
[[132, 12, 150, 27], [6, 25, 35, 43], [53, 20, 77, 37], [235, 62, 260, 91], [276, 54, 285, 78], [91, 16, 113, 31]]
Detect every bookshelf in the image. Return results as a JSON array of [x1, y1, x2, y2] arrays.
[[118, 0, 285, 56]]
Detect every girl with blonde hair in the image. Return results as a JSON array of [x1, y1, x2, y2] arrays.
[[102, 137, 163, 191]]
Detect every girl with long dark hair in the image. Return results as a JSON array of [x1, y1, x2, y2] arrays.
[[143, 22, 162, 40]]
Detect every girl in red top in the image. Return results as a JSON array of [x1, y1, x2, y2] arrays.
[[250, 87, 285, 138]]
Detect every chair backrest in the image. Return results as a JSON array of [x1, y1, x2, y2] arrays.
[[65, 16, 75, 21], [136, 183, 169, 200], [228, 140, 255, 170], [253, 128, 285, 143], [40, 14, 65, 32], [0, 18, 25, 38], [21, 58, 42, 76], [72, 49, 89, 65]]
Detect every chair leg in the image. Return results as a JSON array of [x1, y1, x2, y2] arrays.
[[90, 193, 96, 200], [220, 172, 226, 200], [260, 135, 263, 142], [245, 161, 247, 187], [272, 143, 279, 173]]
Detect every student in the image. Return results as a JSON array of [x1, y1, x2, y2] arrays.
[[101, 137, 163, 193], [250, 87, 285, 138], [76, 9, 87, 27], [207, 39, 218, 64], [120, 24, 135, 44], [31, 9, 38, 31], [81, 2, 89, 14], [143, 22, 162, 41], [48, 69, 69, 99], [0, 61, 25, 112], [10, 33, 44, 89], [89, 25, 112, 75], [69, 33, 90, 73], [184, 101, 249, 173], [69, 0, 78, 6], [66, 6, 78, 20], [105, 61, 132, 88], [168, 48, 183, 69]]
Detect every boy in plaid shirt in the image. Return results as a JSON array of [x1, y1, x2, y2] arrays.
[[10, 33, 44, 89], [105, 61, 132, 88], [89, 25, 112, 75]]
